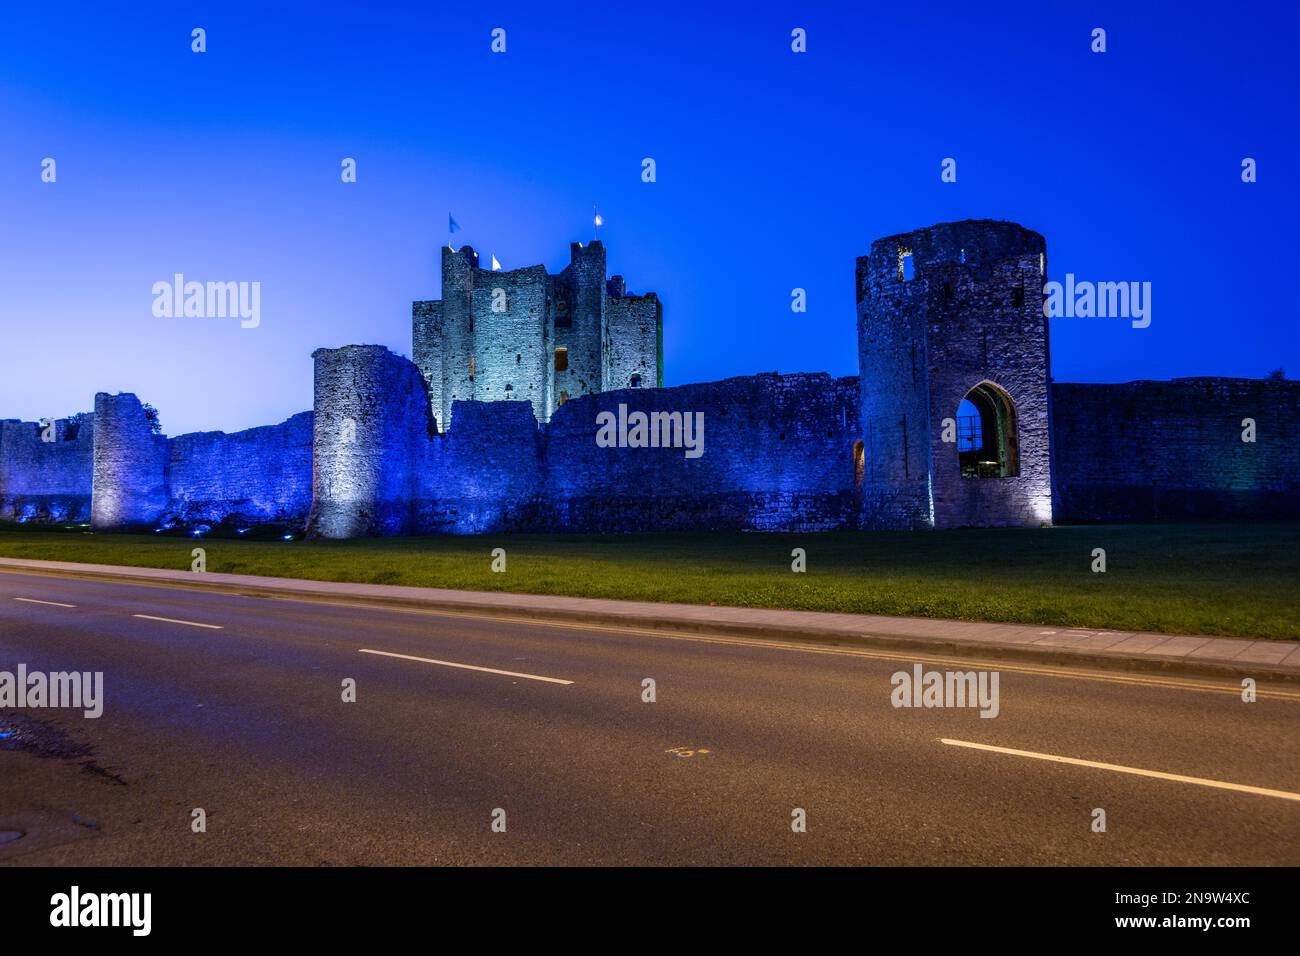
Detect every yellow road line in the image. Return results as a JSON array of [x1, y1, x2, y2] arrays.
[[940, 738, 1300, 802]]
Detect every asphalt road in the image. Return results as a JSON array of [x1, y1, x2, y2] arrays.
[[0, 569, 1296, 866]]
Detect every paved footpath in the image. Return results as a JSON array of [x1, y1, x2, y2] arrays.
[[1, 556, 1295, 682]]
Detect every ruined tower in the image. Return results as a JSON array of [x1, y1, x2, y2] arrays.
[[856, 220, 1053, 529], [412, 240, 662, 431]]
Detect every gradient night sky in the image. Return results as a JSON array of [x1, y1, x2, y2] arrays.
[[2, 2, 1296, 436]]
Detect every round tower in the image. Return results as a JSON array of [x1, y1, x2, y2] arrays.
[[90, 392, 168, 530], [856, 220, 1053, 528], [306, 345, 431, 538]]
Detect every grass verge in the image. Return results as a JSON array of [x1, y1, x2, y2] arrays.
[[0, 523, 1296, 640]]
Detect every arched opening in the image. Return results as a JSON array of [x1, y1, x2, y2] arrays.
[[957, 382, 1018, 478], [554, 347, 568, 372], [630, 373, 642, 388], [852, 440, 865, 486]]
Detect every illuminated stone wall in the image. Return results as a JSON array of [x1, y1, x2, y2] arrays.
[[0, 414, 94, 523], [1052, 377, 1300, 521], [306, 344, 431, 538], [90, 392, 169, 530], [164, 412, 313, 526], [857, 220, 1054, 529], [6, 225, 1298, 537]]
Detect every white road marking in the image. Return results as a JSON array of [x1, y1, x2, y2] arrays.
[[132, 613, 224, 630], [358, 648, 573, 685], [940, 738, 1300, 803], [13, 597, 77, 608], [325, 601, 1300, 700]]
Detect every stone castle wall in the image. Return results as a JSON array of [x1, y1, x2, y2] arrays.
[[1053, 377, 1300, 521], [165, 412, 313, 526], [392, 369, 860, 534], [0, 415, 95, 523], [4, 225, 1297, 537]]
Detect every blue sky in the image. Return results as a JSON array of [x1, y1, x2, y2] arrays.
[[2, 1, 1296, 435]]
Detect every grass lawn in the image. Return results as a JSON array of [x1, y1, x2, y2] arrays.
[[0, 524, 1296, 640]]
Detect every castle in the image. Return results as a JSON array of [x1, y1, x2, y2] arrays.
[[413, 242, 662, 430], [2, 221, 1297, 537]]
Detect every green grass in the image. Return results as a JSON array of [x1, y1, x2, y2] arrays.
[[1, 524, 1297, 640]]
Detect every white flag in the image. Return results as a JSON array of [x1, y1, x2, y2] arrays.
[[491, 254, 502, 271]]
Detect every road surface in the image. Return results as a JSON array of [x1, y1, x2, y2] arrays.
[[0, 569, 1296, 865]]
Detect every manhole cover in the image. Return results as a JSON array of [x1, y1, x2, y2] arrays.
[[0, 830, 24, 845]]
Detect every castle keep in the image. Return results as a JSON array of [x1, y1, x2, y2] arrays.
[[412, 241, 662, 430], [2, 221, 1296, 537]]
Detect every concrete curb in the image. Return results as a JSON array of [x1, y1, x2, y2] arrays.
[[1, 556, 1297, 686]]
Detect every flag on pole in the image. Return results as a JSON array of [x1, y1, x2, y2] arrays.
[[491, 254, 502, 271], [594, 211, 603, 228], [448, 214, 461, 234]]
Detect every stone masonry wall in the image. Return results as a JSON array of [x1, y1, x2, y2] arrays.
[[471, 265, 551, 422], [411, 299, 443, 431], [534, 373, 861, 532], [1052, 378, 1300, 521], [414, 400, 544, 534], [0, 414, 95, 523], [858, 221, 1053, 529], [90, 392, 169, 530], [165, 412, 313, 526], [393, 370, 861, 536], [306, 345, 432, 537], [605, 287, 661, 391], [551, 242, 605, 410]]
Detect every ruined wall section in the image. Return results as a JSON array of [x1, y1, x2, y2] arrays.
[[411, 299, 443, 431], [0, 415, 95, 523], [535, 373, 860, 532], [604, 283, 662, 391], [165, 412, 313, 526], [306, 345, 432, 538], [857, 235, 935, 529], [414, 400, 543, 534], [90, 392, 168, 530], [1053, 378, 1300, 521]]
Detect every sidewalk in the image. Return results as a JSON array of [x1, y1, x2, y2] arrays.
[[1, 556, 1297, 682]]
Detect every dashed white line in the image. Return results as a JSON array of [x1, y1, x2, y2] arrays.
[[13, 597, 77, 608], [358, 648, 573, 685], [940, 738, 1300, 802], [132, 614, 224, 630]]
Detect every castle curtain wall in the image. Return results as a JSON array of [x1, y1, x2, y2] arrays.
[[165, 412, 313, 526], [1052, 378, 1300, 522], [0, 416, 95, 524]]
